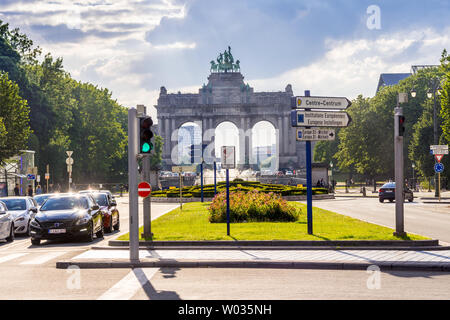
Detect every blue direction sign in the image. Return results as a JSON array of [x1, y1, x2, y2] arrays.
[[435, 163, 444, 173], [27, 174, 36, 180]]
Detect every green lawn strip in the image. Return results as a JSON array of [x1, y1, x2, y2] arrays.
[[117, 202, 429, 241]]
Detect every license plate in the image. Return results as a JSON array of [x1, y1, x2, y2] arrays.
[[385, 190, 393, 193], [48, 229, 66, 234]]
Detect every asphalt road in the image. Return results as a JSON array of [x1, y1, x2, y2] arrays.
[[1, 196, 449, 300], [303, 197, 450, 244]]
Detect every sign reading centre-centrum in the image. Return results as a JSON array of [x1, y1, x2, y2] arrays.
[[295, 96, 352, 110]]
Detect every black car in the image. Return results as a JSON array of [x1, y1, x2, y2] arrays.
[[378, 182, 414, 203], [29, 194, 104, 245]]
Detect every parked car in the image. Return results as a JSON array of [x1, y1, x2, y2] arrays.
[[87, 192, 120, 233], [29, 194, 104, 245], [285, 170, 294, 176], [0, 201, 14, 242], [378, 182, 414, 203], [0, 197, 38, 236]]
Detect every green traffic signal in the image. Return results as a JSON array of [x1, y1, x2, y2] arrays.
[[142, 142, 153, 153], [139, 116, 154, 154]]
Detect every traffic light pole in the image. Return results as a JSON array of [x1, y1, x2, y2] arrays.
[[141, 154, 152, 239], [394, 104, 406, 237], [128, 107, 139, 262]]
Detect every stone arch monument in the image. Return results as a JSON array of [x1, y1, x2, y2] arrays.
[[155, 47, 306, 170]]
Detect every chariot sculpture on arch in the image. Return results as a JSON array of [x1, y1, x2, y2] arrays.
[[210, 46, 240, 73]]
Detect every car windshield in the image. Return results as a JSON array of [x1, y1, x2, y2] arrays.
[[34, 195, 52, 206], [40, 197, 87, 211], [92, 194, 108, 206], [382, 183, 395, 188], [1, 199, 26, 210]]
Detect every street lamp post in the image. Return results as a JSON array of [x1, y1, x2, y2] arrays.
[[412, 163, 415, 191], [410, 77, 443, 198], [329, 161, 333, 193]]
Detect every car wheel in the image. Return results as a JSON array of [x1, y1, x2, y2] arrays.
[[389, 199, 394, 203], [114, 215, 120, 231], [379, 198, 384, 203], [31, 238, 40, 245], [84, 222, 94, 242], [6, 224, 14, 242], [27, 221, 31, 237], [95, 222, 104, 239], [106, 216, 113, 233], [408, 198, 413, 202]]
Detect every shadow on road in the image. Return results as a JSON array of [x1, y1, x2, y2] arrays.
[[134, 268, 181, 300]]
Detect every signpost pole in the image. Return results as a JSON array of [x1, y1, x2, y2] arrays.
[[214, 161, 217, 195], [46, 164, 49, 193], [305, 90, 313, 235], [438, 172, 441, 202], [128, 108, 139, 262], [180, 168, 183, 210], [226, 168, 230, 236], [201, 161, 204, 202]]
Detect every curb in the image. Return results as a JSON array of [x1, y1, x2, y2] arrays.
[[108, 239, 440, 248], [92, 245, 450, 251], [55, 259, 450, 272]]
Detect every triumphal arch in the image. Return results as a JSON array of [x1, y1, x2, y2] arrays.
[[155, 47, 306, 170]]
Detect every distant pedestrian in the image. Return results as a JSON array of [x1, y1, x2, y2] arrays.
[[27, 185, 33, 197], [36, 185, 42, 195], [14, 184, 20, 196]]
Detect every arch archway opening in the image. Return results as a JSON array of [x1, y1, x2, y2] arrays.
[[251, 121, 278, 174]]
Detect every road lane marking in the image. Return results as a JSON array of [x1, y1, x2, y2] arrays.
[[0, 253, 29, 264], [97, 268, 159, 300], [20, 251, 67, 265]]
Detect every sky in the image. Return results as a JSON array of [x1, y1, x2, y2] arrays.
[[1, 0, 450, 124]]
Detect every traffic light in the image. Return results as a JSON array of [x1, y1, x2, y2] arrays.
[[139, 116, 153, 154], [398, 115, 405, 136]]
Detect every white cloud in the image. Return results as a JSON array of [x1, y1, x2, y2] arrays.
[[249, 28, 450, 99]]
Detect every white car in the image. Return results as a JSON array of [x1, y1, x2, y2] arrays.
[[0, 197, 38, 236], [0, 201, 14, 242]]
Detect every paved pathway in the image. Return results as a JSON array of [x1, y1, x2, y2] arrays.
[[69, 248, 450, 264]]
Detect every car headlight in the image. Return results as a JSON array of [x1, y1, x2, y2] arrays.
[[76, 216, 90, 225], [30, 219, 41, 228]]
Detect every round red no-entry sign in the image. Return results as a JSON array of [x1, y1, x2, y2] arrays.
[[138, 181, 151, 198]]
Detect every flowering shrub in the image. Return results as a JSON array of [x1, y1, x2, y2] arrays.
[[208, 189, 300, 223]]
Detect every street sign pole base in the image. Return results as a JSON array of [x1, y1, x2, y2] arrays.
[[141, 232, 154, 239], [393, 231, 407, 238]]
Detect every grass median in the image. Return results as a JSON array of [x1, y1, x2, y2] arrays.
[[117, 202, 429, 241]]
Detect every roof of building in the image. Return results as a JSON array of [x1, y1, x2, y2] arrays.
[[376, 73, 412, 94]]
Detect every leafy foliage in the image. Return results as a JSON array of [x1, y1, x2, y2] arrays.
[[208, 189, 300, 223], [0, 20, 128, 184]]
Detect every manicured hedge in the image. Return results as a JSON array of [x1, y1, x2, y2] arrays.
[[152, 181, 328, 198]]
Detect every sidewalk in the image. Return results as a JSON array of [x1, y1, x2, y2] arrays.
[[56, 247, 450, 272]]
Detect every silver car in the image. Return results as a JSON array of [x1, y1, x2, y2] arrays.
[[0, 197, 38, 235], [0, 201, 14, 242]]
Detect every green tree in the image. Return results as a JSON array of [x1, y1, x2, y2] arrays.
[[0, 71, 31, 164], [150, 135, 164, 171]]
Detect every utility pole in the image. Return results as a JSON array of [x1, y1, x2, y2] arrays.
[[128, 107, 139, 262], [394, 93, 407, 237]]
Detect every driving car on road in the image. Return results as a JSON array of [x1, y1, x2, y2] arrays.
[[29, 194, 104, 245], [0, 197, 38, 236], [88, 192, 120, 233], [0, 201, 14, 242], [34, 193, 56, 208], [378, 182, 414, 203]]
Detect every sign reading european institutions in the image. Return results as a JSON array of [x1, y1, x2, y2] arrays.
[[291, 110, 351, 127]]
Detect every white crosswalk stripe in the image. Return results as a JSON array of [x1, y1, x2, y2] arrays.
[[97, 268, 159, 300], [20, 251, 67, 265], [0, 253, 29, 264]]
